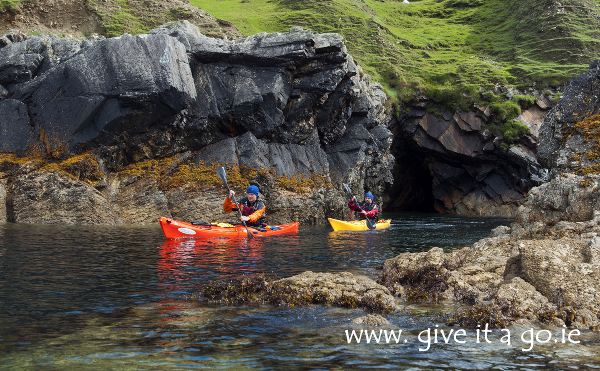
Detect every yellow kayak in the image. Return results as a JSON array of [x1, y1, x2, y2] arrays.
[[328, 218, 391, 231]]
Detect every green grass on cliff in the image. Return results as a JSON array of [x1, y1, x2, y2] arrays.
[[1, 0, 25, 12], [190, 0, 600, 107]]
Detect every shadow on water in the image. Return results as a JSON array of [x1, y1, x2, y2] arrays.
[[3, 214, 599, 369]]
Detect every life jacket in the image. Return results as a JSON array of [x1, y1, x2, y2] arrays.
[[226, 196, 266, 227], [350, 200, 378, 220]]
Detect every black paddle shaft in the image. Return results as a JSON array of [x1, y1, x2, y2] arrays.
[[342, 183, 376, 230], [217, 166, 254, 238]]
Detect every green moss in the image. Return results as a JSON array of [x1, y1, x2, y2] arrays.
[[512, 94, 535, 109], [89, 0, 187, 38], [490, 120, 531, 142], [191, 0, 598, 106], [490, 100, 521, 121], [103, 11, 148, 37], [552, 92, 563, 104], [0, 0, 19, 12]]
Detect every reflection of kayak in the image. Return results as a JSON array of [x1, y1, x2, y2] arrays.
[[159, 217, 300, 239], [327, 218, 391, 231]]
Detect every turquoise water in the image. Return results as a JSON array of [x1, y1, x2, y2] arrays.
[[1, 214, 599, 369]]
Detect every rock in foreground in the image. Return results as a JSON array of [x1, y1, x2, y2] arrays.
[[199, 271, 399, 314]]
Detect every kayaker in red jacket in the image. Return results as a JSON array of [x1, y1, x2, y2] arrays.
[[223, 185, 266, 227], [348, 192, 378, 220]]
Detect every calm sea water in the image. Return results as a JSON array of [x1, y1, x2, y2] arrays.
[[1, 213, 599, 370]]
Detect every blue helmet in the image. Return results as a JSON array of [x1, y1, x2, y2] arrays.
[[246, 185, 259, 196], [365, 192, 373, 200]]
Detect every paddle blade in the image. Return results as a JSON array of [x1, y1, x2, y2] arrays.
[[342, 182, 353, 196], [366, 218, 377, 230], [216, 166, 228, 187]]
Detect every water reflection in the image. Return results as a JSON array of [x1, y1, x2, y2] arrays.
[[327, 229, 388, 250], [1, 214, 523, 370], [157, 237, 267, 294]]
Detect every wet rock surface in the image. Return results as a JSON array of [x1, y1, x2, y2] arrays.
[[277, 271, 397, 309], [379, 173, 600, 328], [199, 271, 399, 314], [351, 314, 390, 326], [8, 171, 123, 225]]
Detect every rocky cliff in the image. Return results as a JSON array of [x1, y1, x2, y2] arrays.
[[388, 96, 550, 216], [376, 61, 600, 328], [0, 21, 393, 225], [538, 60, 600, 179]]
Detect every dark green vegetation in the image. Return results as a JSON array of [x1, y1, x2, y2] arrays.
[[1, 0, 24, 12], [190, 0, 600, 106]]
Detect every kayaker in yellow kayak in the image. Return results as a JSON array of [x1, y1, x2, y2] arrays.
[[348, 192, 378, 221], [223, 185, 266, 228]]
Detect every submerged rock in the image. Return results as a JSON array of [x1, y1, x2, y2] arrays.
[[199, 271, 399, 314], [351, 314, 390, 326]]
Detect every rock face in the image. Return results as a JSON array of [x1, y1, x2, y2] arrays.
[[379, 135, 600, 328], [379, 63, 600, 326], [0, 22, 392, 225], [277, 271, 397, 309], [390, 98, 549, 216], [539, 60, 600, 179], [7, 171, 123, 225], [0, 182, 6, 222]]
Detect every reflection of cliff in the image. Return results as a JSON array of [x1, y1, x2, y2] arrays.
[[157, 238, 266, 293]]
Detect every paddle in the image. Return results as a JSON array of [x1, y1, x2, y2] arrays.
[[342, 183, 376, 230], [216, 166, 254, 239]]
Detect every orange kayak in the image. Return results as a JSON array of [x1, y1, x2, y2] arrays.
[[159, 217, 300, 239]]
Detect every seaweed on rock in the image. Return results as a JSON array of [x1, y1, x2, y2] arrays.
[[197, 273, 395, 314]]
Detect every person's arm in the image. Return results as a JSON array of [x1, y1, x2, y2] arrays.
[[365, 205, 378, 218], [247, 201, 265, 222], [348, 200, 362, 211], [223, 198, 240, 213]]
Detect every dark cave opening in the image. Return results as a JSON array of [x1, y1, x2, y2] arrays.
[[384, 139, 436, 213]]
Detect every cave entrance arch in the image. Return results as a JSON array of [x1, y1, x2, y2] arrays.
[[384, 140, 435, 213]]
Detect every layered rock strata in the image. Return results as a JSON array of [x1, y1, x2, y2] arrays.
[[0, 22, 392, 225], [390, 97, 550, 216]]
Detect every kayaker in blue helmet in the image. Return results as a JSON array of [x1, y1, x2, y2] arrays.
[[348, 192, 378, 220], [223, 185, 266, 227]]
